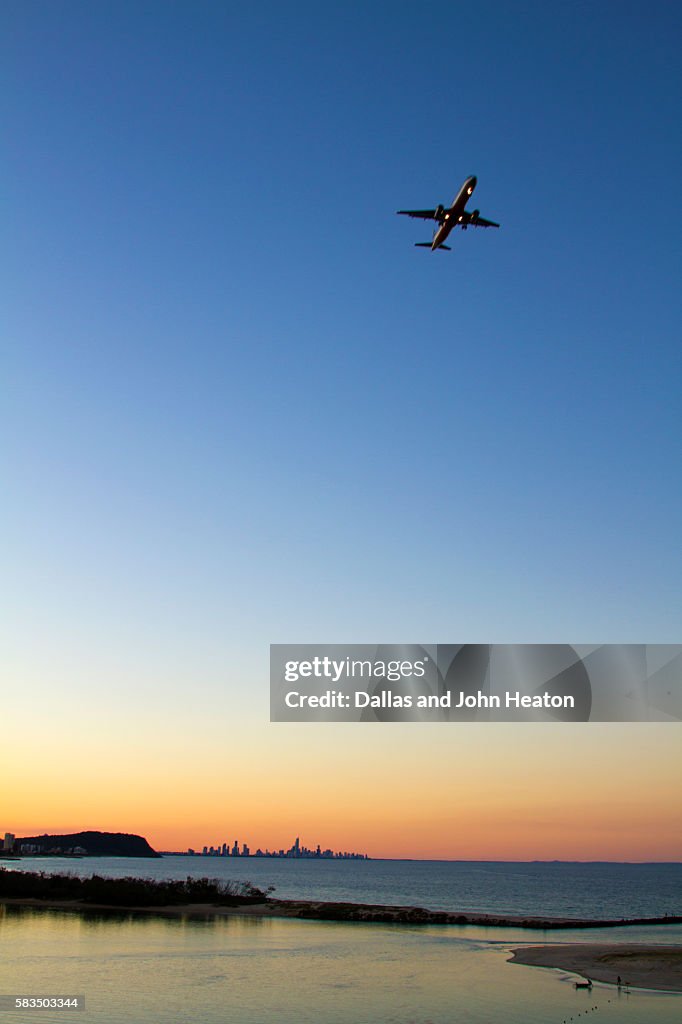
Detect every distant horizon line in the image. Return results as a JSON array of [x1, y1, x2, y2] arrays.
[[156, 852, 681, 865], [8, 831, 679, 865]]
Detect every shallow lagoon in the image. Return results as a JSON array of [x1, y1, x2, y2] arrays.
[[1, 907, 680, 1024]]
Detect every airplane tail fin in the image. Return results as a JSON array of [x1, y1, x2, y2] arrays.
[[414, 242, 451, 251]]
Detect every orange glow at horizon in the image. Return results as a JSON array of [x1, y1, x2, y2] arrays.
[[3, 722, 681, 862]]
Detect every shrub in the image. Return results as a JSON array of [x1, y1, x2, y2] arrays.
[[0, 868, 269, 907]]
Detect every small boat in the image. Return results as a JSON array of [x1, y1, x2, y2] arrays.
[[575, 980, 593, 990]]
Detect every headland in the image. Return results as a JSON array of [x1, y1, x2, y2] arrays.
[[11, 831, 159, 858]]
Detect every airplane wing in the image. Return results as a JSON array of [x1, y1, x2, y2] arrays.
[[469, 213, 499, 228], [396, 209, 438, 220]]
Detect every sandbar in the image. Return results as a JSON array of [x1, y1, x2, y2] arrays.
[[1, 896, 681, 932], [509, 943, 682, 992]]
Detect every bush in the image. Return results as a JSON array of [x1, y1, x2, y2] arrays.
[[0, 868, 270, 907]]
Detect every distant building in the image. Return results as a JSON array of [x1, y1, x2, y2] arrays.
[[3, 833, 15, 851], [193, 833, 368, 860]]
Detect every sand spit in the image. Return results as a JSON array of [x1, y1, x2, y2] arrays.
[[2, 896, 681, 932], [509, 943, 682, 992]]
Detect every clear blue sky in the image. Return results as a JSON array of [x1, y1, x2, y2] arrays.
[[4, 0, 680, 711]]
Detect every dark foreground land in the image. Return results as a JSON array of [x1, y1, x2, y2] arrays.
[[2, 869, 681, 932], [0, 869, 265, 907], [237, 899, 682, 931]]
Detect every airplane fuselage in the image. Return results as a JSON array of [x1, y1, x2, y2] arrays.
[[431, 175, 477, 250], [397, 174, 498, 249]]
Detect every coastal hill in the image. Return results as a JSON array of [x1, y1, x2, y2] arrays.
[[15, 831, 160, 858]]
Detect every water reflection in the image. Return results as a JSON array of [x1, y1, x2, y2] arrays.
[[0, 906, 679, 1024]]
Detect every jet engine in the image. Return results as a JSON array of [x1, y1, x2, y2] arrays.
[[434, 204, 445, 221], [472, 209, 480, 220]]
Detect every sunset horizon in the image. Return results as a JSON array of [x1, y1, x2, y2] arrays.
[[7, 720, 680, 863]]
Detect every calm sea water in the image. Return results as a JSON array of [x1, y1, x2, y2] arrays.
[[1, 907, 681, 1024], [3, 862, 681, 1022], [8, 857, 682, 919]]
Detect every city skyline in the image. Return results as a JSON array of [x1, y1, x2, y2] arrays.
[[182, 836, 368, 860]]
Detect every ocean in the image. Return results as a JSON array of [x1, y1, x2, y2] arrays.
[[7, 856, 681, 919], [2, 860, 680, 1023]]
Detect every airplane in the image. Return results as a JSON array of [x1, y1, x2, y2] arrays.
[[397, 175, 499, 251]]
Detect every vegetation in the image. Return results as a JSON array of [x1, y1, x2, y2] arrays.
[[0, 869, 271, 907]]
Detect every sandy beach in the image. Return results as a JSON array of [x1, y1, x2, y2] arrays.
[[509, 944, 682, 992]]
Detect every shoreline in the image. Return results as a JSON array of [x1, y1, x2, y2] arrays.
[[2, 895, 681, 931], [509, 943, 682, 993]]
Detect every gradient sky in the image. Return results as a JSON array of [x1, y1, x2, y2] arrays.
[[3, 2, 681, 859]]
